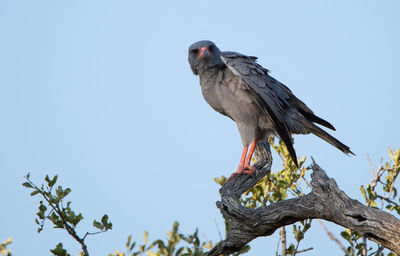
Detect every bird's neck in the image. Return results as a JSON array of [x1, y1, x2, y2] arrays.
[[198, 65, 225, 89]]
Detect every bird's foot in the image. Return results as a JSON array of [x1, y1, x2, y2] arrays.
[[243, 164, 255, 174], [233, 164, 255, 174], [226, 165, 256, 183]]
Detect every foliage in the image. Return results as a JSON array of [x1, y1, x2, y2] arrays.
[[22, 173, 112, 256], [109, 221, 213, 256], [0, 238, 12, 256], [340, 148, 400, 256]]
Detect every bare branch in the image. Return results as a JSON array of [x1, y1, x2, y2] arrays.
[[82, 230, 106, 241], [295, 247, 313, 254], [318, 219, 347, 254], [363, 236, 367, 256], [281, 227, 286, 256], [367, 154, 375, 177]]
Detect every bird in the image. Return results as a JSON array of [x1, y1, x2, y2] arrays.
[[188, 40, 353, 175]]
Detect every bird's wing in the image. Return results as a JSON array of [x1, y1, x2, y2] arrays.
[[269, 75, 336, 131], [220, 51, 298, 166]]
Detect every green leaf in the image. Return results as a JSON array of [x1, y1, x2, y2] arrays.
[[101, 214, 109, 225], [146, 251, 157, 256], [295, 230, 304, 242], [45, 175, 51, 184], [30, 190, 40, 196], [360, 185, 367, 202], [54, 220, 65, 229], [126, 234, 132, 248], [63, 188, 71, 197], [50, 243, 71, 256], [73, 213, 83, 226], [130, 241, 136, 251], [49, 175, 58, 188], [22, 182, 33, 188], [37, 202, 47, 219], [214, 176, 226, 186], [49, 212, 60, 224], [175, 247, 185, 255], [93, 220, 104, 230], [100, 214, 112, 230], [39, 202, 47, 212], [286, 244, 295, 255], [144, 231, 149, 245], [370, 200, 377, 207], [340, 230, 351, 242], [56, 186, 64, 198], [389, 148, 394, 162]]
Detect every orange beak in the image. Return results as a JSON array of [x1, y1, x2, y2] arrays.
[[198, 46, 210, 58]]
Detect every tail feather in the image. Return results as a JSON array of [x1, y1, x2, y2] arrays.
[[306, 121, 354, 155], [301, 111, 336, 131]]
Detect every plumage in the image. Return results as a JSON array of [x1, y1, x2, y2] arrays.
[[188, 40, 353, 173]]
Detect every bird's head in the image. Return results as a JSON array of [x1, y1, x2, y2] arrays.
[[188, 40, 223, 75]]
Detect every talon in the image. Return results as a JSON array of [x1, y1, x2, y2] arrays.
[[243, 165, 255, 174]]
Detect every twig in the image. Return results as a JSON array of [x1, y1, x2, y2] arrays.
[[318, 220, 347, 254], [367, 154, 375, 176], [376, 194, 400, 208], [382, 166, 400, 171], [281, 227, 286, 256], [82, 231, 106, 241], [214, 218, 223, 241], [368, 245, 385, 256], [302, 176, 311, 188], [295, 247, 313, 254], [363, 236, 367, 256], [275, 237, 281, 256], [375, 246, 384, 256]]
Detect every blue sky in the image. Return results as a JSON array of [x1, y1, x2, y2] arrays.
[[1, 1, 399, 255]]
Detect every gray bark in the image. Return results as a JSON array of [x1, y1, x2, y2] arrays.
[[207, 158, 400, 256]]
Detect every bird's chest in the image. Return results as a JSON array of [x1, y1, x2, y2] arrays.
[[200, 71, 262, 124], [201, 81, 226, 116]]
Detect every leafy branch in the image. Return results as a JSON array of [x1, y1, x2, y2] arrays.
[[339, 148, 400, 256], [23, 173, 112, 256], [0, 238, 12, 256], [110, 221, 215, 256]]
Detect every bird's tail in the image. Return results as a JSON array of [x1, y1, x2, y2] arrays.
[[304, 121, 354, 155]]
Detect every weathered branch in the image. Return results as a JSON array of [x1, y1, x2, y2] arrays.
[[208, 159, 400, 256]]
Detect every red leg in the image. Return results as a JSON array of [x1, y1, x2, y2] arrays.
[[244, 138, 260, 173], [234, 145, 248, 174], [226, 140, 259, 182], [226, 146, 249, 182]]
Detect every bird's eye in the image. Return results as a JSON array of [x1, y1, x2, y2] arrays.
[[191, 49, 199, 54], [209, 45, 214, 51]]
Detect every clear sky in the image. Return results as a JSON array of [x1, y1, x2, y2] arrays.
[[1, 1, 399, 255]]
